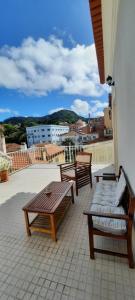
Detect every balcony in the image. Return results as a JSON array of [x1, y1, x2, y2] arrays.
[[0, 145, 135, 299]]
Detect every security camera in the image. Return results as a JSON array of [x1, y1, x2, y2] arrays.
[[106, 75, 115, 86]]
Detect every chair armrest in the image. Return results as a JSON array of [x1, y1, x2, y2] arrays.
[[58, 163, 75, 168], [95, 175, 119, 182], [58, 163, 68, 167], [103, 173, 115, 175], [83, 210, 129, 220]]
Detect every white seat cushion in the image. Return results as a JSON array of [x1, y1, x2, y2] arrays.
[[95, 181, 117, 195], [90, 204, 127, 235], [63, 166, 86, 178], [62, 169, 75, 178], [93, 181, 117, 206]]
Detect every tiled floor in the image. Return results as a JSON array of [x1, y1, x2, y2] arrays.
[[0, 164, 135, 300]]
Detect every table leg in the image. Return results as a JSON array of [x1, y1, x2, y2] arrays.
[[50, 215, 57, 241], [71, 185, 74, 204], [24, 211, 31, 236]]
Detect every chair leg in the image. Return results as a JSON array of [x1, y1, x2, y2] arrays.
[[127, 235, 134, 268], [76, 183, 78, 196], [88, 216, 95, 259]]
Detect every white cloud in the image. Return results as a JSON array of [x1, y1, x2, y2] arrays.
[[0, 36, 106, 97], [48, 107, 64, 115], [50, 99, 108, 118], [90, 100, 108, 116], [71, 99, 108, 117], [94, 110, 104, 117], [71, 99, 90, 116], [0, 108, 19, 115]]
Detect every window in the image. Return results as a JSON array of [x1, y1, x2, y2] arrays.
[[34, 130, 36, 132], [48, 134, 51, 137], [47, 129, 50, 131], [42, 135, 45, 137], [41, 129, 45, 131]]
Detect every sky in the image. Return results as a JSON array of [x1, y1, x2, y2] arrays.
[[0, 0, 109, 121]]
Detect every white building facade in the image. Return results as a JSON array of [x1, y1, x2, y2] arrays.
[[59, 131, 99, 145], [90, 0, 135, 192], [26, 125, 69, 147]]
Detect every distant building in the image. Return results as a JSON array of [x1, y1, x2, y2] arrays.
[[90, 116, 104, 138], [26, 124, 69, 147], [35, 143, 65, 163], [104, 94, 113, 137], [6, 143, 27, 153], [69, 117, 105, 138], [69, 119, 87, 133], [59, 131, 99, 145]]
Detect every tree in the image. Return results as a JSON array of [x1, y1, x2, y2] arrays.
[[4, 123, 26, 144], [61, 138, 75, 146], [61, 139, 75, 162]]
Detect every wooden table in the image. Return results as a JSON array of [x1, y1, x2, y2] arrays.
[[22, 181, 74, 241]]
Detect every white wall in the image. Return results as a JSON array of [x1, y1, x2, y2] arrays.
[[113, 0, 135, 192], [0, 136, 6, 153], [26, 125, 69, 146]]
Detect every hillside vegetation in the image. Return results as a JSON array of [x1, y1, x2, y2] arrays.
[[2, 110, 87, 144]]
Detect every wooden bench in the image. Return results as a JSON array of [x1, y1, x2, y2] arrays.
[[84, 166, 135, 268]]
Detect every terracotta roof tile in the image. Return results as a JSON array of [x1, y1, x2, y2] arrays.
[[35, 143, 64, 156], [6, 143, 22, 153]]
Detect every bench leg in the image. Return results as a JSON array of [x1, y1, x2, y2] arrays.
[[71, 185, 74, 204], [50, 215, 57, 242], [24, 211, 31, 236], [88, 216, 95, 259], [90, 171, 92, 188], [127, 230, 134, 268]]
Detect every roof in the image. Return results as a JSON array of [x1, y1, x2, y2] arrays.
[[35, 143, 64, 156], [27, 124, 69, 129], [76, 119, 86, 126], [6, 143, 22, 153], [89, 0, 105, 83], [60, 131, 86, 137]]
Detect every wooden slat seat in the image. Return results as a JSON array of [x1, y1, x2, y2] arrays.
[[59, 152, 92, 196]]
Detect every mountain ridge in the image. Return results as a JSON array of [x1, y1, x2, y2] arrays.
[[3, 109, 88, 126]]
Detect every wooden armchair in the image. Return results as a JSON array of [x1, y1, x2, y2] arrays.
[[59, 152, 92, 196]]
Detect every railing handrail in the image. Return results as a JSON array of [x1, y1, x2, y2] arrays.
[[7, 146, 47, 155], [7, 141, 114, 174], [7, 141, 113, 155]]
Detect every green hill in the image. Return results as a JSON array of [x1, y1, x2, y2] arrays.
[[3, 109, 87, 126], [3, 110, 88, 144]]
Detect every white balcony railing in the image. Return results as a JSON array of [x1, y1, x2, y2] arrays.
[[7, 140, 114, 174]]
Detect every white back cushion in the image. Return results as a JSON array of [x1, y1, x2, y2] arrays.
[[115, 172, 126, 206]]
